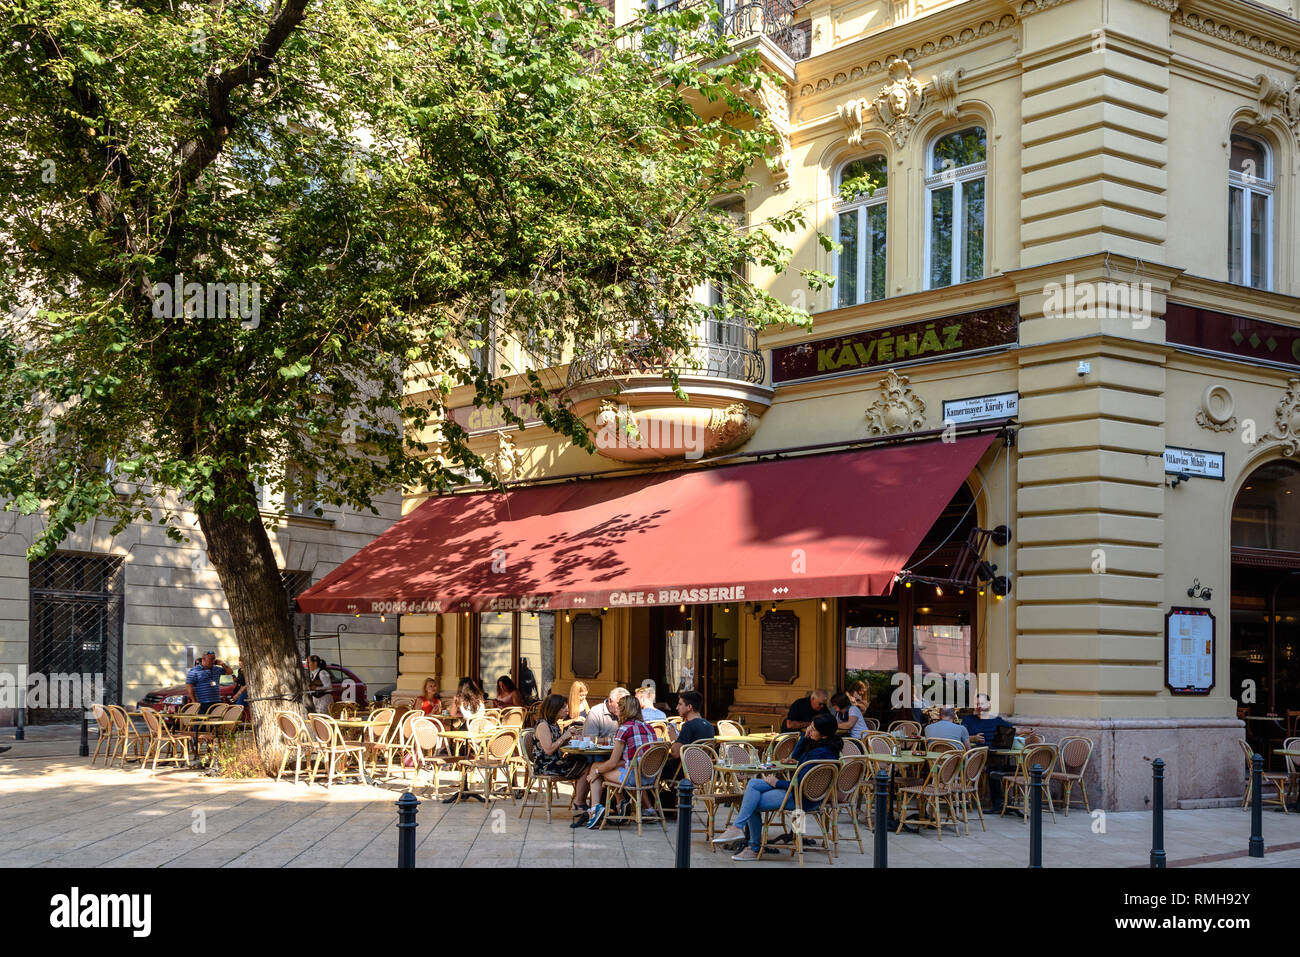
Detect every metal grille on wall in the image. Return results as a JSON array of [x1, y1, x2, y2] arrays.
[[28, 553, 125, 722], [282, 570, 313, 660]]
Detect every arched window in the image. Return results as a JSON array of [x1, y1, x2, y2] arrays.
[[925, 127, 986, 290], [834, 155, 887, 307], [1232, 460, 1300, 552], [1228, 130, 1273, 289]]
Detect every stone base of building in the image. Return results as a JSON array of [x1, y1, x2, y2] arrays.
[[1012, 716, 1246, 811]]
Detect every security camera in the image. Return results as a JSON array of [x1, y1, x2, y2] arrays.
[[1077, 361, 1091, 376]]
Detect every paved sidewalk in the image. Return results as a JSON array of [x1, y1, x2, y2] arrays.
[[2, 728, 1297, 868]]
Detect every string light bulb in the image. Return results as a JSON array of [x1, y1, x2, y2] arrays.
[[820, 599, 828, 612], [904, 580, 912, 588], [935, 585, 943, 597], [679, 604, 686, 613]]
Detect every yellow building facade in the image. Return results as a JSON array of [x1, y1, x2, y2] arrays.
[[391, 0, 1300, 809]]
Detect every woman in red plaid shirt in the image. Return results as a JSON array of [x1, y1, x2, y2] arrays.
[[583, 693, 657, 828]]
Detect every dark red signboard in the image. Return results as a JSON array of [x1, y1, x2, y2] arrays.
[[772, 304, 1019, 384], [1165, 303, 1300, 369]]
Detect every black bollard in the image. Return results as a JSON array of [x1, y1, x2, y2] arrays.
[[15, 702, 24, 741], [1029, 763, 1044, 868], [397, 791, 419, 868], [675, 779, 694, 869], [1249, 753, 1264, 859], [873, 769, 889, 868], [79, 713, 89, 758], [1150, 758, 1165, 868]]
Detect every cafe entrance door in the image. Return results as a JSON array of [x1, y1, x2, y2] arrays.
[[650, 603, 741, 721]]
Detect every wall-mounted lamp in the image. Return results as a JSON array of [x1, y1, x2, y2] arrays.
[[1187, 578, 1213, 601], [991, 575, 1012, 598], [1166, 471, 1191, 489]]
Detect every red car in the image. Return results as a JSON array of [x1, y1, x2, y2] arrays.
[[136, 662, 368, 713]]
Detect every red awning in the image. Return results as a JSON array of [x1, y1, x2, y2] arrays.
[[296, 432, 999, 615]]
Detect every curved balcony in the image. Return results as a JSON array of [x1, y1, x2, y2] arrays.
[[647, 0, 802, 63], [563, 319, 772, 463]]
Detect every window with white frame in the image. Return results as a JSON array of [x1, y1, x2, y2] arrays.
[[834, 155, 887, 307], [1228, 130, 1273, 289], [690, 200, 747, 375], [925, 127, 986, 289]]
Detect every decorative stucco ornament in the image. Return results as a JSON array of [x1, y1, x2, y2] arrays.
[[1255, 73, 1300, 135], [486, 430, 521, 482], [865, 370, 927, 435], [706, 402, 757, 451], [1256, 377, 1300, 456], [1196, 384, 1238, 433], [838, 59, 927, 148], [931, 68, 963, 119]]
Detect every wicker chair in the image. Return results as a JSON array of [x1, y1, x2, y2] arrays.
[[864, 732, 896, 755], [680, 744, 741, 850], [888, 720, 921, 737], [840, 737, 865, 757], [864, 716, 881, 731], [90, 702, 116, 766], [1001, 744, 1058, 823], [460, 727, 520, 803], [1239, 739, 1289, 813], [648, 720, 672, 742], [307, 713, 368, 787], [274, 711, 313, 783], [105, 705, 146, 767], [757, 761, 839, 866], [896, 750, 964, 840], [499, 707, 527, 728], [720, 742, 760, 766], [361, 707, 398, 776], [1282, 736, 1300, 803], [601, 741, 671, 835], [957, 746, 989, 834], [408, 717, 451, 799], [830, 756, 869, 856], [1050, 736, 1094, 815], [1022, 730, 1044, 745], [139, 707, 192, 770], [178, 701, 202, 716], [926, 737, 963, 753], [517, 728, 574, 822], [717, 719, 746, 737], [769, 733, 800, 763]]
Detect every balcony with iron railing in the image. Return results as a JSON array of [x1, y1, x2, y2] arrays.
[[641, 0, 805, 63], [563, 317, 773, 462]]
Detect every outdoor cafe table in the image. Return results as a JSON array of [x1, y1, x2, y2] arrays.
[[335, 717, 386, 741], [168, 716, 239, 772]]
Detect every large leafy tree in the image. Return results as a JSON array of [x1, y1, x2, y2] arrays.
[[0, 0, 818, 761]]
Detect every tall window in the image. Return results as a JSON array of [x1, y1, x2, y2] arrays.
[[1228, 131, 1273, 289], [834, 155, 888, 307], [475, 611, 555, 702], [925, 127, 986, 289]]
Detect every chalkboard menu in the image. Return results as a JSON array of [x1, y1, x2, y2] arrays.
[[760, 610, 799, 684], [570, 614, 602, 678]]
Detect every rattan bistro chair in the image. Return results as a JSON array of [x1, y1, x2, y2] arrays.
[[897, 749, 964, 840], [1001, 744, 1059, 823], [1239, 739, 1289, 813], [139, 707, 193, 770], [274, 711, 312, 783], [830, 756, 869, 856], [757, 761, 839, 866], [408, 717, 452, 799], [105, 704, 146, 768], [516, 728, 571, 822], [769, 733, 800, 763], [308, 714, 368, 788], [957, 746, 990, 834], [888, 720, 921, 737], [1050, 736, 1094, 815], [680, 744, 742, 850], [717, 719, 745, 737], [90, 702, 116, 766], [840, 737, 865, 757], [460, 727, 520, 803], [601, 742, 671, 836]]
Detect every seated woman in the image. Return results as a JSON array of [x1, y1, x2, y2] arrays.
[[416, 678, 442, 716], [530, 694, 593, 823], [494, 675, 524, 709], [711, 710, 843, 860], [831, 691, 869, 736], [847, 680, 870, 712], [583, 693, 657, 829], [567, 680, 590, 720], [448, 677, 485, 724]]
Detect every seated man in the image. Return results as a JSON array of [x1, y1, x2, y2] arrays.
[[663, 690, 713, 781], [783, 689, 827, 732], [923, 706, 970, 748], [962, 691, 1016, 811], [580, 687, 628, 740]]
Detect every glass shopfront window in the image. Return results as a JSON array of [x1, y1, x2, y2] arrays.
[[475, 611, 555, 701]]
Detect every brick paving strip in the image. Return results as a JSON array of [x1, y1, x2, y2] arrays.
[[1154, 840, 1300, 868]]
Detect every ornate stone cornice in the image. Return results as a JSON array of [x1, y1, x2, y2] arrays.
[[797, 14, 1016, 98], [1173, 8, 1300, 67], [1255, 72, 1300, 135]]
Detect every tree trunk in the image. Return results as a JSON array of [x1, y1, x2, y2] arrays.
[[197, 502, 305, 772]]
